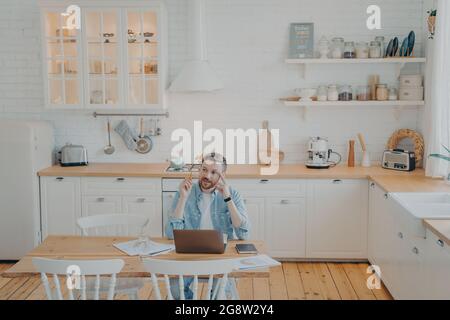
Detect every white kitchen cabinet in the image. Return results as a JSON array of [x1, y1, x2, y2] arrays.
[[265, 197, 306, 258], [39, 1, 167, 110], [123, 195, 162, 237], [242, 197, 265, 241], [82, 195, 122, 216], [306, 179, 368, 259], [424, 231, 450, 299], [40, 176, 81, 237]]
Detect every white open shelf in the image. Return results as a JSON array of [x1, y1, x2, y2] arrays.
[[285, 57, 426, 64], [283, 100, 425, 107], [286, 57, 427, 79], [282, 100, 425, 121]]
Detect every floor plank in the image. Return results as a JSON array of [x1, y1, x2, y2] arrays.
[[282, 262, 306, 300], [342, 263, 376, 300], [0, 262, 392, 300], [326, 263, 358, 300]]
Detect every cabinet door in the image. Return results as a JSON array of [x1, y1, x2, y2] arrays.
[[40, 177, 81, 237], [125, 8, 162, 107], [123, 196, 162, 237], [424, 231, 450, 299], [265, 197, 306, 258], [242, 197, 265, 241], [41, 8, 83, 108], [83, 9, 122, 107], [82, 195, 122, 216], [306, 179, 368, 259]]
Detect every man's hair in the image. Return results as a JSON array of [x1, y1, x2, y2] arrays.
[[201, 152, 227, 172]]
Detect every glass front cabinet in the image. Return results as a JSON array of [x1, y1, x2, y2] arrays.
[[39, 1, 167, 110]]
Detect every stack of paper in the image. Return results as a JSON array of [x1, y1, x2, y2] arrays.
[[113, 239, 174, 256], [234, 254, 281, 270]]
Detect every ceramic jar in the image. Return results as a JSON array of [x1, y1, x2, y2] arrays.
[[327, 85, 339, 101]]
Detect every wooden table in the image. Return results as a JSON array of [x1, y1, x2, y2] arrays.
[[1, 236, 269, 278]]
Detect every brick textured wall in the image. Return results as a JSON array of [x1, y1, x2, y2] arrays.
[[0, 0, 426, 164]]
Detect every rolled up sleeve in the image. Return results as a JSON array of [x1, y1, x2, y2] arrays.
[[230, 189, 250, 240], [164, 191, 185, 239]]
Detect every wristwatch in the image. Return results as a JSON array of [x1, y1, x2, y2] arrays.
[[224, 196, 232, 203]]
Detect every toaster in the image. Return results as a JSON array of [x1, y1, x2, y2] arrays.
[[382, 149, 415, 171], [60, 144, 88, 167]]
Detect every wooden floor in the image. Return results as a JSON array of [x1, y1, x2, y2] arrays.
[[0, 262, 392, 300]]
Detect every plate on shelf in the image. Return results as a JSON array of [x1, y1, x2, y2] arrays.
[[385, 39, 394, 57], [392, 37, 399, 57], [407, 31, 415, 56], [399, 37, 409, 57]]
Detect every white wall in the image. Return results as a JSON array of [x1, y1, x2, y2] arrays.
[[0, 0, 426, 164]]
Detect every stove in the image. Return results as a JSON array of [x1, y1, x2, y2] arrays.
[[165, 163, 201, 173]]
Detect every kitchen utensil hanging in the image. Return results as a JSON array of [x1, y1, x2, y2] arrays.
[[136, 118, 153, 154], [104, 119, 115, 155]]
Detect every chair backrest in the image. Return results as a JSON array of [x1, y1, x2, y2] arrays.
[[77, 214, 149, 236], [32, 257, 125, 300], [142, 258, 237, 300]]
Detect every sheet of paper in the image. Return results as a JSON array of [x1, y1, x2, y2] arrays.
[[234, 254, 281, 270], [113, 239, 174, 256]]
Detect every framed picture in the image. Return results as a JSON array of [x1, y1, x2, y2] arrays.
[[289, 23, 314, 59]]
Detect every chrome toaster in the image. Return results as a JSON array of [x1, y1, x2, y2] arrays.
[[60, 144, 88, 167], [382, 149, 416, 171]]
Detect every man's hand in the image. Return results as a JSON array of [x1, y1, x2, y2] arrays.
[[216, 172, 231, 198], [179, 177, 193, 200]]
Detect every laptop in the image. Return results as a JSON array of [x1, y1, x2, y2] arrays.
[[173, 230, 227, 254]]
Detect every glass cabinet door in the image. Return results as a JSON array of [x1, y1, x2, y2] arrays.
[[84, 10, 120, 106], [126, 10, 159, 106], [44, 10, 82, 106]]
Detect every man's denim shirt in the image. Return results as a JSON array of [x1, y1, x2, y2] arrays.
[[165, 182, 250, 240]]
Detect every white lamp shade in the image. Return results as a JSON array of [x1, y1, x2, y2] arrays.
[[169, 60, 224, 92]]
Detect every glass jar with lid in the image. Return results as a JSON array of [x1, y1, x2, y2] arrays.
[[356, 42, 369, 59], [388, 87, 398, 100], [369, 41, 382, 58], [317, 85, 328, 101], [343, 41, 356, 59], [327, 85, 339, 101], [338, 85, 353, 101], [376, 84, 388, 100], [356, 85, 370, 101], [331, 37, 345, 59], [375, 36, 385, 57]]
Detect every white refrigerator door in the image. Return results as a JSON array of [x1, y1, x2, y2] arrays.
[[0, 120, 53, 259]]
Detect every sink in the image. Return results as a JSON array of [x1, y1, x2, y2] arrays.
[[390, 193, 450, 219]]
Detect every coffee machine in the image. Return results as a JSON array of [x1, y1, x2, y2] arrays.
[[306, 137, 341, 169]]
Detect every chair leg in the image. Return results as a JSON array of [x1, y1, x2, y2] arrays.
[[230, 278, 240, 300]]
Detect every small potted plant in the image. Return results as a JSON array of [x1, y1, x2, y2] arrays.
[[427, 9, 437, 39], [429, 145, 450, 184]]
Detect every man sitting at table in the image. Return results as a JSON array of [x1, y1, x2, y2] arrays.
[[165, 152, 250, 299]]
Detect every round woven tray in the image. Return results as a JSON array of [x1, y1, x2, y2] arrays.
[[386, 129, 424, 166]]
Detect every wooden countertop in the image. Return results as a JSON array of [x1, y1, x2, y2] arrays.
[[423, 220, 450, 247], [38, 162, 450, 193]]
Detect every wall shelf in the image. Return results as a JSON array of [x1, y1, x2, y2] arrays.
[[286, 57, 427, 79], [282, 100, 425, 121]]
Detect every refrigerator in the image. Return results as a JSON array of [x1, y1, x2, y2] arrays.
[[0, 120, 53, 260]]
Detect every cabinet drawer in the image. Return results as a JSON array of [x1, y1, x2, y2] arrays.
[[228, 179, 305, 197], [82, 196, 122, 216], [81, 177, 161, 196]]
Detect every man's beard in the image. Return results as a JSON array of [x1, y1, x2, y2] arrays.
[[199, 177, 215, 191]]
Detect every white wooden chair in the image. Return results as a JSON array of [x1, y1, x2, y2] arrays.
[[77, 214, 150, 237], [142, 258, 238, 300], [32, 257, 124, 300], [77, 214, 150, 300]]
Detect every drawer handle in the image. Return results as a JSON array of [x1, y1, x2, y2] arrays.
[[259, 179, 269, 184], [137, 198, 146, 203], [280, 199, 290, 204], [412, 247, 419, 254], [398, 232, 403, 239], [332, 179, 343, 184], [97, 197, 105, 202], [437, 240, 445, 247], [116, 178, 125, 182], [56, 177, 64, 181]]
